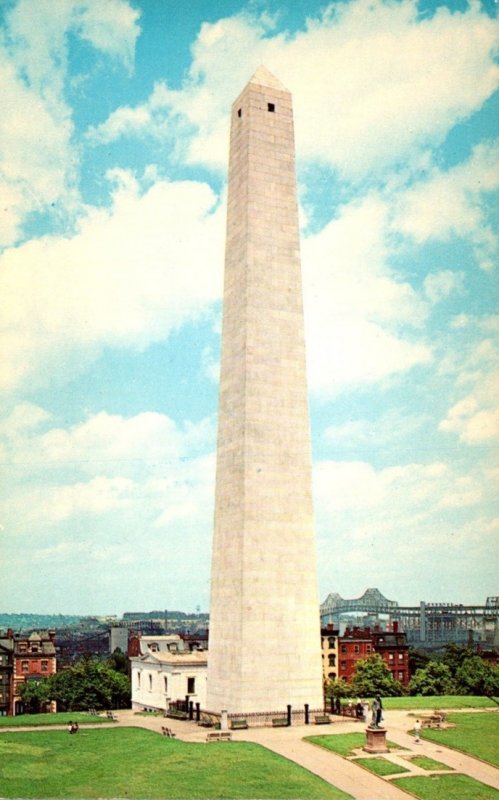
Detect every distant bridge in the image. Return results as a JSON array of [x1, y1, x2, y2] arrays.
[[320, 590, 499, 648]]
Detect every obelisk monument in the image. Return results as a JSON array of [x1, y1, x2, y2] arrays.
[[207, 66, 323, 715]]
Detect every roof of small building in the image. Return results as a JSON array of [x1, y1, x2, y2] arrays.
[[132, 649, 208, 667]]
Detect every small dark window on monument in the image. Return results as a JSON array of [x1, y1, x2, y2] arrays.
[[267, 102, 275, 112], [237, 108, 242, 118]]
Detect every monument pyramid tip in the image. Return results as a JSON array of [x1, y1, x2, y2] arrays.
[[248, 65, 288, 91]]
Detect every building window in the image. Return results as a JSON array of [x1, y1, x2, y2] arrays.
[[354, 645, 359, 654], [366, 644, 372, 653], [237, 108, 242, 118], [164, 676, 168, 693], [41, 661, 48, 672], [149, 643, 159, 652], [21, 661, 29, 673], [388, 653, 394, 661], [328, 637, 336, 648], [187, 677, 195, 694], [267, 102, 275, 112], [328, 655, 336, 667], [148, 674, 153, 691], [398, 672, 404, 681], [137, 672, 141, 688], [398, 653, 404, 661], [341, 644, 347, 653], [340, 661, 347, 670]]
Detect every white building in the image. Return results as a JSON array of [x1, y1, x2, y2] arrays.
[[130, 635, 207, 713]]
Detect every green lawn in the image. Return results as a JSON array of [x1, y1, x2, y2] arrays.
[[420, 712, 499, 768], [394, 773, 499, 800], [0, 712, 114, 728], [380, 696, 497, 710], [354, 757, 409, 776], [408, 755, 453, 771], [0, 727, 352, 799], [305, 732, 401, 758]]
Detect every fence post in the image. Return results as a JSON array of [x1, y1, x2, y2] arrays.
[[287, 705, 292, 726]]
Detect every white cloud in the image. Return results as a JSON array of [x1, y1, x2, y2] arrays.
[[423, 270, 465, 304], [0, 0, 140, 246], [324, 409, 430, 448], [314, 456, 497, 603], [393, 140, 499, 270], [303, 196, 432, 396], [438, 330, 499, 444], [0, 172, 224, 391], [88, 1, 498, 181]]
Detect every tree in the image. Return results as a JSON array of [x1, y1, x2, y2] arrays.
[[19, 680, 51, 713], [455, 656, 499, 696], [350, 654, 402, 697], [325, 678, 352, 700], [49, 659, 130, 711], [408, 648, 430, 675], [409, 661, 456, 696], [441, 644, 475, 678]]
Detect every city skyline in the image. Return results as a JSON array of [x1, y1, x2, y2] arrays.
[[1, 0, 498, 615]]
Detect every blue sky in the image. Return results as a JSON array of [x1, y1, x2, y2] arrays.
[[0, 0, 497, 615]]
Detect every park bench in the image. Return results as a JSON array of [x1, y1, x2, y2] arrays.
[[272, 718, 289, 727], [421, 714, 444, 729], [230, 719, 248, 730], [314, 715, 331, 725], [166, 709, 189, 720], [161, 726, 176, 738], [206, 731, 232, 742], [106, 711, 118, 721]]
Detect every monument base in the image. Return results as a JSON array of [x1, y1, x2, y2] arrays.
[[363, 726, 389, 753]]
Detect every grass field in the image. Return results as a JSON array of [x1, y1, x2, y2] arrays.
[[420, 712, 499, 768], [393, 773, 499, 800], [0, 712, 114, 728], [305, 732, 401, 757], [379, 696, 498, 710], [0, 727, 352, 799], [407, 755, 453, 771], [354, 757, 408, 776]]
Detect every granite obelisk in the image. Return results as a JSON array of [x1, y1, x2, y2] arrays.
[[207, 67, 323, 715]]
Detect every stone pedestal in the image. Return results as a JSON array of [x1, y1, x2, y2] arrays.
[[363, 726, 389, 753]]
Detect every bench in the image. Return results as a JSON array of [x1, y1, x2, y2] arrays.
[[314, 715, 331, 725], [166, 710, 189, 720], [230, 719, 248, 730], [106, 711, 118, 721], [272, 718, 289, 727], [161, 726, 176, 738], [206, 731, 232, 742], [421, 714, 444, 729]]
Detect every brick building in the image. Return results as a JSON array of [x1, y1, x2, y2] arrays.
[[332, 624, 410, 688], [371, 623, 410, 687], [13, 631, 57, 715], [0, 630, 14, 716], [338, 628, 374, 684]]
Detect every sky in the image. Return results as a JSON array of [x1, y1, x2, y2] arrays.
[[0, 0, 498, 616]]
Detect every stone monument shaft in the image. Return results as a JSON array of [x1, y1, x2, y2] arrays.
[[207, 67, 323, 714]]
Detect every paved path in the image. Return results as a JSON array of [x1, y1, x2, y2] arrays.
[[2, 708, 498, 799]]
